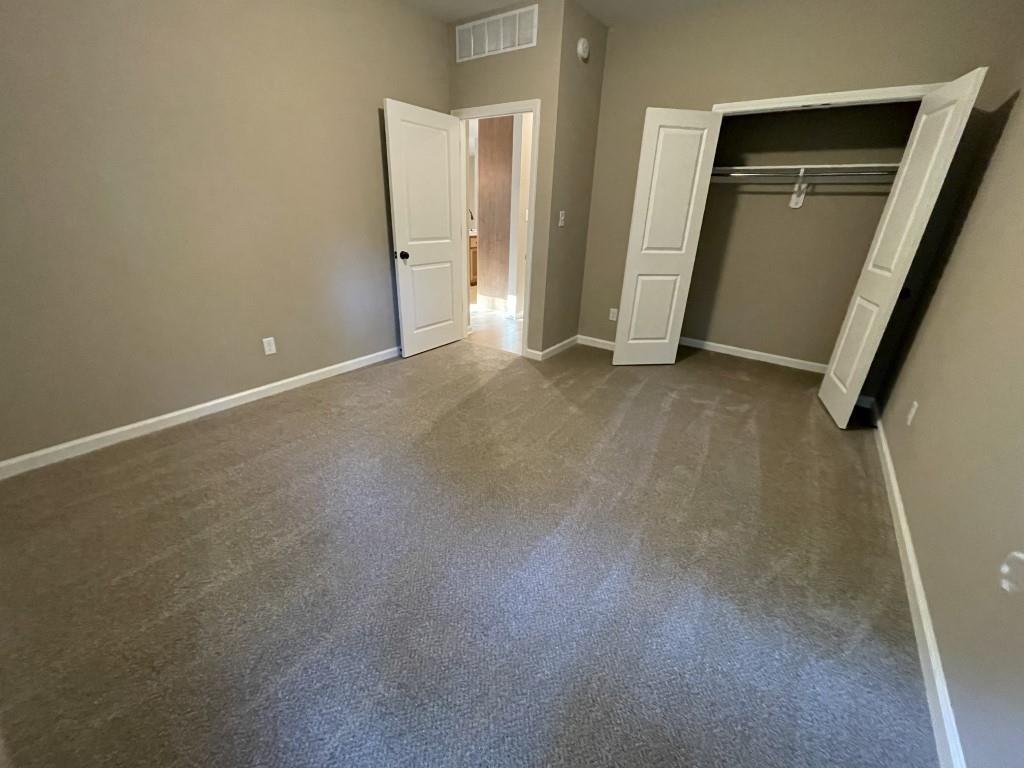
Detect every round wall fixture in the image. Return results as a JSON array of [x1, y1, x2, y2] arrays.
[[576, 37, 590, 63]]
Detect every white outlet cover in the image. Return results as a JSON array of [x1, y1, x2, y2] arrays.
[[609, 307, 618, 321], [558, 210, 566, 227], [262, 337, 277, 355]]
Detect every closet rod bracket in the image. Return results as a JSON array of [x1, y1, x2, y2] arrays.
[[789, 168, 809, 209]]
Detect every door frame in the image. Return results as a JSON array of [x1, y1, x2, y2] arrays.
[[453, 99, 541, 357]]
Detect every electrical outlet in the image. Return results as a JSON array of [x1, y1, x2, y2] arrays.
[[906, 400, 919, 426], [262, 337, 277, 355], [609, 307, 618, 321], [558, 210, 567, 227]]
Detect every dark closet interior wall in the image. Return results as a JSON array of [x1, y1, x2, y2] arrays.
[[477, 116, 514, 301], [681, 103, 920, 364]]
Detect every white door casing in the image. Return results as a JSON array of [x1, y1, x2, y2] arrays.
[[383, 99, 466, 357], [613, 108, 722, 365], [818, 68, 986, 426]]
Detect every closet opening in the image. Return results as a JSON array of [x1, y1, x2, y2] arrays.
[[610, 71, 987, 428], [683, 103, 921, 397], [612, 69, 985, 428]]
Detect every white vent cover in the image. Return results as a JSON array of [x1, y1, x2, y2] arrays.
[[456, 5, 538, 63]]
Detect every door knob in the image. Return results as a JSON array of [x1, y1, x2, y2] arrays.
[[399, 250, 410, 260]]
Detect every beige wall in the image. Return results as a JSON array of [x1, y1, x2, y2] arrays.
[[451, 0, 605, 350], [883, 60, 1024, 767], [450, 0, 564, 351], [578, 0, 1024, 347], [542, 0, 607, 346], [0, 0, 450, 461]]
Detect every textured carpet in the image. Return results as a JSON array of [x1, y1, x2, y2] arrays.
[[0, 343, 936, 768]]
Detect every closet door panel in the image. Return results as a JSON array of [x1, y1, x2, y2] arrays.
[[614, 108, 722, 365], [629, 275, 680, 340], [818, 68, 986, 427]]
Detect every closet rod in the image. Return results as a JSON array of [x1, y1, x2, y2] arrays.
[[711, 163, 900, 184]]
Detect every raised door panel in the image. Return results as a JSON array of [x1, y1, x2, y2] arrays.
[[642, 127, 705, 253], [401, 121, 455, 244]]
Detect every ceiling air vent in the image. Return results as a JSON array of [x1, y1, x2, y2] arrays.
[[456, 5, 538, 63]]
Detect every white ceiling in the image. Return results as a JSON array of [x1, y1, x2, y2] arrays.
[[576, 0, 711, 27], [403, 0, 710, 27]]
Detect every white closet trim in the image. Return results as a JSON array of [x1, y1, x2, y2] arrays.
[[712, 82, 940, 115]]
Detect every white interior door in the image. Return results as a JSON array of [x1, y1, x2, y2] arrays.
[[819, 68, 986, 426], [383, 98, 465, 357], [613, 108, 722, 365]]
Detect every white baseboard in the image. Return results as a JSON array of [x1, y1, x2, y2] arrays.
[[679, 337, 827, 374], [527, 335, 823, 370], [576, 334, 615, 351], [524, 334, 578, 361], [874, 419, 965, 768], [0, 346, 400, 482]]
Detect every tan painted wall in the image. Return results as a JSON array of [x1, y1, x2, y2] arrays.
[[0, 0, 450, 460], [578, 0, 1024, 349], [450, 0, 564, 351], [883, 61, 1024, 767], [451, 0, 605, 350], [541, 0, 607, 347]]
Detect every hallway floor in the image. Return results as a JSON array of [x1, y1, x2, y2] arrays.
[[467, 304, 523, 355]]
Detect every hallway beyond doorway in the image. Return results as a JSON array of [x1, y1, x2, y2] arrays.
[[467, 304, 522, 354]]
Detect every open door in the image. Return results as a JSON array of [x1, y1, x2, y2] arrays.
[[613, 108, 721, 365], [383, 99, 465, 357], [818, 68, 986, 427]]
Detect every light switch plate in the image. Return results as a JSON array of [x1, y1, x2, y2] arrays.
[[262, 337, 277, 355], [558, 210, 567, 227]]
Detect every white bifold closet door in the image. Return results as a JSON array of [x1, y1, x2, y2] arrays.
[[383, 98, 466, 358], [613, 108, 722, 365], [818, 68, 986, 427]]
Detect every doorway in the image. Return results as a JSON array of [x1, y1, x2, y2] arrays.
[[454, 101, 539, 356]]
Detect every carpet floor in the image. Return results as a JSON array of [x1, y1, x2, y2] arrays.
[[0, 343, 936, 768]]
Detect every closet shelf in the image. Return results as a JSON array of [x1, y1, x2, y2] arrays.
[[711, 163, 900, 184]]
